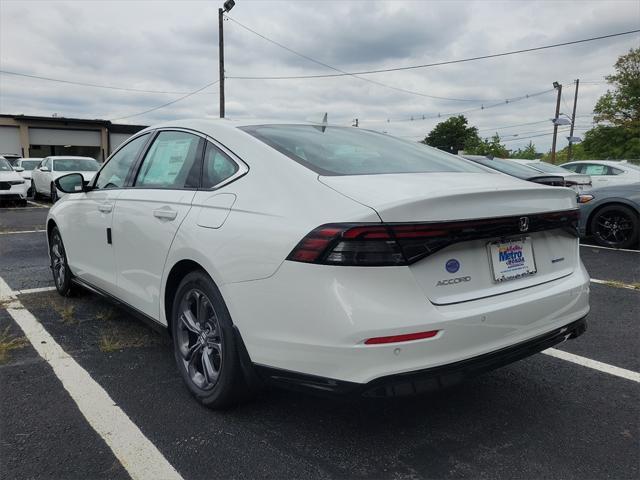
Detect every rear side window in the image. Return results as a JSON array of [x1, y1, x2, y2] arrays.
[[582, 164, 608, 175], [241, 125, 485, 176], [135, 131, 202, 189], [96, 133, 149, 189], [202, 142, 239, 188]]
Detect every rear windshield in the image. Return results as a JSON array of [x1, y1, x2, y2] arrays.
[[241, 125, 485, 176], [53, 158, 100, 172], [0, 158, 12, 171], [20, 160, 41, 170]]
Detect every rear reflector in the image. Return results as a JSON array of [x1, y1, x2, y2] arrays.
[[287, 209, 580, 266], [364, 330, 439, 345]]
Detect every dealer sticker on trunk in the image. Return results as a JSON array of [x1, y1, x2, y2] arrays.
[[488, 237, 537, 283]]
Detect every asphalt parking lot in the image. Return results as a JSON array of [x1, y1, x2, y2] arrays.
[[0, 202, 638, 480]]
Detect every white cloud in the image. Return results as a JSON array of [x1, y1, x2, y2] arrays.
[[0, 0, 638, 152]]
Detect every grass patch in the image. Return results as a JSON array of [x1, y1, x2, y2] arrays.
[[98, 330, 151, 353], [59, 303, 76, 325], [0, 326, 28, 363], [95, 307, 117, 322]]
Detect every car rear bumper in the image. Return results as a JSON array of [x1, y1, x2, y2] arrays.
[[225, 258, 590, 384], [254, 316, 587, 397]]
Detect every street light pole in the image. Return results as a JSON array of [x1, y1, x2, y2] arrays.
[[550, 82, 562, 164], [218, 7, 225, 118], [567, 79, 580, 162], [218, 0, 235, 118]]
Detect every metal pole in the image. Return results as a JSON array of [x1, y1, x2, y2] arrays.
[[218, 7, 225, 118], [567, 79, 580, 162], [550, 83, 562, 164]]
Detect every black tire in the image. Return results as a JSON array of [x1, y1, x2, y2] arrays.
[[590, 204, 639, 249], [50, 183, 58, 203], [32, 180, 40, 200], [171, 271, 250, 409], [49, 226, 73, 296]]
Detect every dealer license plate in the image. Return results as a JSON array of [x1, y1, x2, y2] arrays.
[[488, 237, 537, 283]]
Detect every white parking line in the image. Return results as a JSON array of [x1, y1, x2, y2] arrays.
[[543, 348, 640, 383], [0, 229, 46, 235], [16, 286, 57, 295], [590, 278, 639, 291], [27, 201, 50, 208], [0, 276, 184, 480], [580, 244, 640, 253]]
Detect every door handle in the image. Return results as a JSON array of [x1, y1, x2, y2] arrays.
[[98, 203, 113, 213], [153, 208, 178, 221]]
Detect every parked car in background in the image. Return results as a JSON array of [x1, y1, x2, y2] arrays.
[[31, 156, 100, 202], [577, 183, 640, 249], [511, 159, 592, 192], [0, 153, 22, 166], [0, 156, 28, 205], [15, 158, 43, 196], [561, 160, 640, 188], [47, 119, 589, 408], [462, 155, 566, 186]]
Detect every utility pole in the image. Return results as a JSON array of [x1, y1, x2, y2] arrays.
[[218, 7, 225, 118], [567, 79, 580, 162], [218, 0, 235, 118], [550, 82, 562, 164]]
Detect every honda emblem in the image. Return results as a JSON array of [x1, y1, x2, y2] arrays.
[[519, 216, 530, 232]]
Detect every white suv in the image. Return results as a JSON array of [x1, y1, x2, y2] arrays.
[[47, 120, 590, 408]]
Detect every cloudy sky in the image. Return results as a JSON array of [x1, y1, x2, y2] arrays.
[[0, 0, 638, 152]]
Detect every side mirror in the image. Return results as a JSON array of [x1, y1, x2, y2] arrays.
[[55, 173, 86, 194], [40, 166, 49, 172], [14, 166, 24, 172]]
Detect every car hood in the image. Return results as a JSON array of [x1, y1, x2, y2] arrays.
[[0, 170, 24, 182], [52, 171, 97, 182]]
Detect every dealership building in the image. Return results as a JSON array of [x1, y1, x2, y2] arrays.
[[0, 114, 147, 161]]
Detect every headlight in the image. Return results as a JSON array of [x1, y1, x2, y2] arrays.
[[9, 180, 25, 185], [577, 194, 594, 204]]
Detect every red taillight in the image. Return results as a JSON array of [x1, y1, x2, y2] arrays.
[[287, 209, 580, 267], [364, 330, 439, 345]]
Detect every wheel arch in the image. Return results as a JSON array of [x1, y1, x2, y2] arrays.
[[163, 259, 208, 336], [585, 200, 639, 236]]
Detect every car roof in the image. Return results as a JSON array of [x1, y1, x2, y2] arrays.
[[46, 156, 97, 160]]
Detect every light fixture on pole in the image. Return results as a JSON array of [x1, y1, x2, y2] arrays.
[[566, 136, 582, 143], [551, 113, 572, 126], [550, 81, 563, 163], [218, 0, 236, 118]]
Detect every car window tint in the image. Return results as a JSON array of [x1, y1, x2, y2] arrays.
[[95, 134, 150, 190], [582, 164, 608, 175], [202, 142, 239, 188], [610, 167, 624, 175], [135, 131, 201, 189], [0, 158, 11, 171], [242, 125, 485, 176]]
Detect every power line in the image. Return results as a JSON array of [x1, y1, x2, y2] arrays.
[[109, 80, 219, 121], [224, 14, 486, 102], [0, 69, 216, 95], [228, 29, 640, 80]]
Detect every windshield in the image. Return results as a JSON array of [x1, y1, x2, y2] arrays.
[[527, 162, 574, 174], [0, 158, 13, 171], [53, 158, 100, 172], [464, 156, 546, 179], [241, 125, 486, 176], [20, 160, 41, 170]]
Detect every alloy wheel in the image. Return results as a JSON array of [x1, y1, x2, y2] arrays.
[[595, 211, 634, 246], [176, 289, 223, 390], [50, 234, 67, 289]]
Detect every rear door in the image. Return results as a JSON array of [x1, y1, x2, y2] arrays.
[[111, 129, 204, 319]]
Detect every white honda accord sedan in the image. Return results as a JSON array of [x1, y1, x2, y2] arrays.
[[46, 119, 589, 408]]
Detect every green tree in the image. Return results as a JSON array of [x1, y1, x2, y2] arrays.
[[423, 115, 480, 153], [510, 141, 539, 159], [553, 48, 640, 160], [464, 133, 510, 158]]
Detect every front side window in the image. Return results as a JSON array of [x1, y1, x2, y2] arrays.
[[134, 131, 201, 189], [202, 142, 239, 188], [53, 158, 100, 172], [242, 125, 485, 176], [95, 133, 150, 189]]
